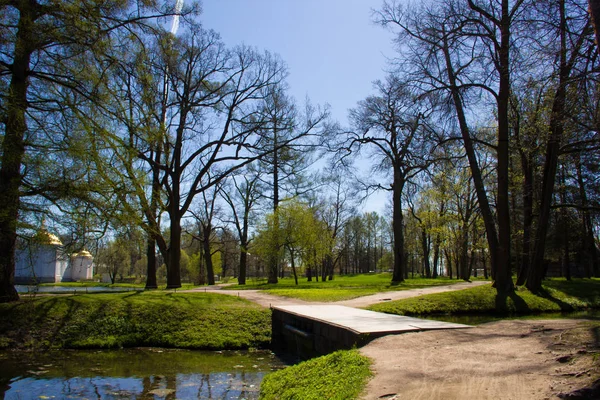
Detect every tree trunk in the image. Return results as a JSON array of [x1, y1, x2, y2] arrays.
[[391, 168, 406, 283], [421, 230, 431, 278], [0, 4, 35, 303], [460, 222, 470, 281], [576, 155, 597, 278], [432, 234, 441, 279], [268, 127, 280, 284], [145, 237, 158, 289], [166, 209, 182, 289], [445, 249, 453, 279], [516, 153, 533, 286], [203, 224, 215, 286], [289, 247, 298, 285], [493, 0, 515, 294], [441, 29, 500, 289], [528, 0, 568, 292]]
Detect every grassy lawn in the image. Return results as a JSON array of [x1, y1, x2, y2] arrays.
[[0, 292, 270, 350], [225, 273, 469, 302], [259, 350, 371, 400], [368, 278, 600, 316], [36, 282, 199, 290]]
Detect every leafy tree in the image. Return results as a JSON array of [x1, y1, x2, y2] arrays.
[[0, 0, 187, 302], [348, 75, 433, 283], [255, 200, 331, 285], [97, 238, 131, 284], [252, 84, 330, 283]]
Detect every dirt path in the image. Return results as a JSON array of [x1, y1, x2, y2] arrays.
[[335, 280, 489, 308], [360, 319, 600, 400], [185, 280, 489, 308]]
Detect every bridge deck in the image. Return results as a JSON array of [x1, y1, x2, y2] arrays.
[[273, 305, 469, 335]]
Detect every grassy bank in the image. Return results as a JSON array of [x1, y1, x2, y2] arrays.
[[259, 350, 372, 400], [369, 279, 600, 316], [226, 274, 466, 302], [0, 292, 270, 350]]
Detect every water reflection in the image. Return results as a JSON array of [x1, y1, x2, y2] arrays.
[[0, 348, 285, 399]]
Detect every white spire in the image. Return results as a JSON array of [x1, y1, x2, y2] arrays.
[[170, 0, 184, 35]]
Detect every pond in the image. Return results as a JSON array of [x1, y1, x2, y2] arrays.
[[0, 348, 286, 399]]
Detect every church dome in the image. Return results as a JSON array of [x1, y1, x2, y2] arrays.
[[34, 229, 63, 246], [73, 250, 93, 258]]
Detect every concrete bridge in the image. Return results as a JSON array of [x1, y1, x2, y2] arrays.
[[271, 305, 469, 359]]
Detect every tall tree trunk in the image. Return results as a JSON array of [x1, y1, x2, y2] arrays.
[[202, 224, 215, 285], [267, 127, 280, 284], [0, 4, 35, 302], [238, 249, 248, 285], [494, 0, 515, 294], [167, 207, 182, 289], [288, 247, 298, 285], [432, 233, 441, 279], [516, 153, 533, 286], [576, 155, 597, 278], [445, 249, 453, 279], [460, 221, 470, 281], [421, 230, 431, 278], [559, 166, 572, 280], [528, 0, 569, 292], [145, 148, 162, 289], [391, 168, 406, 283], [145, 237, 158, 289], [442, 29, 500, 289]]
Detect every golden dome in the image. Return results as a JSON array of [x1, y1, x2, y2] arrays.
[[73, 250, 93, 258], [34, 229, 63, 246]]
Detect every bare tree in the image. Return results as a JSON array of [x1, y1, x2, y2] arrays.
[[221, 167, 263, 285], [348, 75, 432, 283]]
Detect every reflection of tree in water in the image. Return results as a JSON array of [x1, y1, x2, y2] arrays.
[[166, 375, 177, 400], [137, 375, 178, 399], [197, 374, 213, 398]]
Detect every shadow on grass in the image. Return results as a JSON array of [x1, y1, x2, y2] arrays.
[[537, 288, 575, 311], [495, 291, 530, 313]]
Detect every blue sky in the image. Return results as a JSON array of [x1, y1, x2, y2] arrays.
[[200, 0, 395, 213]]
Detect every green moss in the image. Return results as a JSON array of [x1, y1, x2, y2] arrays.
[[0, 292, 271, 350], [259, 350, 372, 400], [368, 279, 600, 316]]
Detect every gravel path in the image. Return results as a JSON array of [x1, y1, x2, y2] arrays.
[[184, 280, 489, 308], [360, 319, 599, 400]]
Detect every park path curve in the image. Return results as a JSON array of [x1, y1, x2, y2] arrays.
[[184, 280, 489, 308]]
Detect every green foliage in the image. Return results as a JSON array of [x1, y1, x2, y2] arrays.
[[368, 279, 600, 316], [254, 200, 333, 277], [259, 350, 372, 400], [0, 292, 270, 350]]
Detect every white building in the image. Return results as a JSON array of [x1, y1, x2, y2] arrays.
[[15, 229, 94, 284]]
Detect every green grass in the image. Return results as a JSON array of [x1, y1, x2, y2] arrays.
[[259, 350, 372, 400], [225, 273, 468, 302], [37, 282, 199, 290], [368, 279, 600, 316], [0, 292, 271, 350]]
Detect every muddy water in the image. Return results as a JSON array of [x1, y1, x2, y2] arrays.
[[0, 348, 286, 399]]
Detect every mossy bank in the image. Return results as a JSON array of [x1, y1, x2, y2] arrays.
[[368, 279, 600, 316], [0, 291, 271, 350]]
